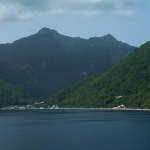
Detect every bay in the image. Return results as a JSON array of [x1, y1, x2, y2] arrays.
[[0, 109, 150, 150]]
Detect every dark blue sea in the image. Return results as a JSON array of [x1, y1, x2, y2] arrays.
[[0, 109, 150, 150]]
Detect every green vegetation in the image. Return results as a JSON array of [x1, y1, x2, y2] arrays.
[[0, 27, 134, 107], [46, 42, 150, 109], [0, 80, 32, 107]]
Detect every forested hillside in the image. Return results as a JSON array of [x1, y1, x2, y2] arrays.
[[46, 42, 150, 109], [0, 28, 134, 106]]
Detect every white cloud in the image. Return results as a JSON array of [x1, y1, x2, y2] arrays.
[[0, 0, 148, 22]]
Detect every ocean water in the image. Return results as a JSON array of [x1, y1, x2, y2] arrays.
[[0, 109, 150, 150]]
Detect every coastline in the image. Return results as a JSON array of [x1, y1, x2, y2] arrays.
[[0, 106, 150, 111], [56, 108, 150, 111]]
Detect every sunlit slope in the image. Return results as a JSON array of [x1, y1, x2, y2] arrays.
[[47, 42, 150, 108]]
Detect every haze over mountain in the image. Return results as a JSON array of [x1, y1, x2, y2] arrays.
[[47, 42, 150, 108], [0, 27, 135, 107]]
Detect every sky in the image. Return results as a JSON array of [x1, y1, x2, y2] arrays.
[[0, 0, 150, 47]]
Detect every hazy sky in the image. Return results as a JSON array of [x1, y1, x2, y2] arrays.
[[0, 0, 150, 46]]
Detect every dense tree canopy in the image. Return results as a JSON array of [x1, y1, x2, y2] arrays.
[[0, 28, 134, 107], [46, 42, 150, 109]]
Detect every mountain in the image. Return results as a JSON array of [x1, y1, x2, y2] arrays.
[[0, 27, 135, 106], [46, 42, 150, 109]]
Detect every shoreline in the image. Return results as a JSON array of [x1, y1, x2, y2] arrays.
[[0, 107, 150, 111], [55, 108, 150, 111]]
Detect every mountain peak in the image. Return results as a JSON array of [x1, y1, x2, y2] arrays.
[[37, 27, 58, 35], [102, 34, 117, 40]]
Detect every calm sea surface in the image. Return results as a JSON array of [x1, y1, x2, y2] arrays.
[[0, 109, 150, 150]]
